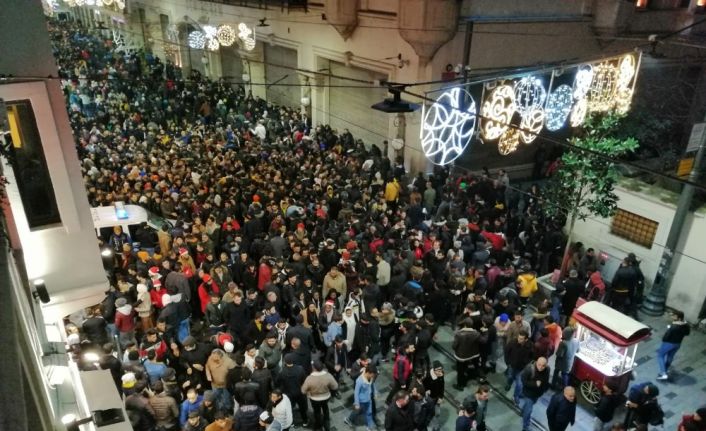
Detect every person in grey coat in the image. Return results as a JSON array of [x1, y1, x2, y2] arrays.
[[553, 327, 579, 388]]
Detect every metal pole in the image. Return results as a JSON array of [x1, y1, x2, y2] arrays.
[[642, 122, 706, 315]]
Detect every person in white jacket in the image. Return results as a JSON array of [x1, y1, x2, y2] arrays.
[[268, 389, 293, 430]]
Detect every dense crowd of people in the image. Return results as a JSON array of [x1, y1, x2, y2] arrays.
[[50, 17, 704, 431]]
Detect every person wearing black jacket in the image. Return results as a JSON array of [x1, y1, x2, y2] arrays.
[[504, 330, 533, 404], [385, 390, 415, 431], [519, 357, 550, 431], [223, 291, 250, 347], [657, 310, 691, 380], [594, 382, 623, 431], [546, 386, 577, 431], [275, 353, 309, 426], [608, 258, 638, 314]]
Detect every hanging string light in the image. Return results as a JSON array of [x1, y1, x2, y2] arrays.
[[207, 38, 220, 52], [519, 106, 545, 144], [216, 24, 237, 47], [513, 76, 546, 116], [238, 23, 256, 51], [498, 128, 520, 155], [570, 98, 588, 127], [421, 88, 477, 166], [588, 62, 619, 112], [573, 65, 594, 100]]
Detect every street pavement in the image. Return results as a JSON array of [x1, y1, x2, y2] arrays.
[[319, 310, 705, 431]]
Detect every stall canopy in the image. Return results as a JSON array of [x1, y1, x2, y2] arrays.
[[573, 301, 651, 346]]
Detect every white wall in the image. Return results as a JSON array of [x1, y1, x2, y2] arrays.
[[569, 180, 706, 322], [0, 0, 109, 321]]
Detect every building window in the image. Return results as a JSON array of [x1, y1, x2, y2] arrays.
[[5, 100, 62, 229], [610, 209, 658, 249]]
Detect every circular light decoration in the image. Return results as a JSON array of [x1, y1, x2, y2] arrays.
[[513, 76, 546, 116], [481, 84, 516, 141], [207, 38, 220, 51], [570, 98, 588, 127], [545, 84, 574, 131], [243, 37, 256, 51], [614, 87, 634, 115], [519, 106, 545, 144], [421, 87, 477, 165], [188, 31, 206, 50], [216, 24, 236, 47], [618, 54, 636, 88], [498, 128, 520, 156], [75, 0, 85, 5], [85, 0, 95, 5], [573, 65, 594, 100], [588, 62, 619, 112]]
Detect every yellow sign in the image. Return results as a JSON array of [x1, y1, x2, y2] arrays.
[[677, 158, 694, 177]]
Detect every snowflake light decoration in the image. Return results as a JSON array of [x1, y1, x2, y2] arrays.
[[238, 23, 256, 51], [573, 65, 594, 100], [207, 38, 220, 52], [588, 62, 619, 112], [545, 85, 574, 131], [519, 106, 545, 144], [203, 25, 218, 40], [618, 54, 636, 88], [188, 31, 206, 49], [514, 76, 546, 116], [498, 128, 520, 156], [570, 98, 588, 127], [481, 84, 516, 141], [217, 24, 237, 47], [421, 88, 477, 165]]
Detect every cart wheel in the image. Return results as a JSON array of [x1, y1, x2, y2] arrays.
[[580, 380, 601, 404]]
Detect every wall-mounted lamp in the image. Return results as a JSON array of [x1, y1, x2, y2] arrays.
[[33, 279, 50, 304]]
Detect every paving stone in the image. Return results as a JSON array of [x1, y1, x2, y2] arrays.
[[663, 392, 678, 400], [682, 366, 694, 373]]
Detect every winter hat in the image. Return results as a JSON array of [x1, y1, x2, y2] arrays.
[[188, 410, 200, 418], [432, 360, 444, 370], [284, 353, 295, 365], [121, 372, 136, 389], [152, 279, 162, 288], [148, 266, 161, 279], [115, 297, 127, 308], [179, 247, 189, 257], [224, 341, 234, 353], [162, 368, 176, 382], [136, 283, 148, 294], [182, 336, 196, 347], [203, 390, 216, 402], [499, 313, 509, 323], [297, 222, 305, 229], [202, 274, 212, 282]]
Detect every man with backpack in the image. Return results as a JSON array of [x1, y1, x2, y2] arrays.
[[386, 343, 415, 404]]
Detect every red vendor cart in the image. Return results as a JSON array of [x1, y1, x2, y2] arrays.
[[570, 300, 651, 404]]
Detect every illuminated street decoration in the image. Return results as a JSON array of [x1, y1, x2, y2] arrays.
[[188, 31, 206, 49], [570, 98, 588, 127], [207, 38, 220, 52], [216, 24, 237, 47], [618, 54, 636, 88], [421, 88, 477, 165], [481, 84, 516, 141], [203, 25, 218, 39], [588, 62, 619, 112], [545, 85, 573, 131], [239, 23, 256, 51], [420, 52, 641, 164], [573, 65, 594, 99], [498, 128, 520, 155], [514, 76, 546, 115], [519, 106, 545, 144], [59, 0, 124, 10], [614, 87, 634, 115]]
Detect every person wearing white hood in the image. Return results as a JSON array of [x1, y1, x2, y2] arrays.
[[341, 306, 358, 358], [114, 297, 136, 349], [134, 283, 153, 330]]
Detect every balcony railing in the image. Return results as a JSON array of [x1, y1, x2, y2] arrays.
[[198, 0, 308, 12]]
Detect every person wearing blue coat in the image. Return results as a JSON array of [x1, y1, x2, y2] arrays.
[[179, 388, 203, 427]]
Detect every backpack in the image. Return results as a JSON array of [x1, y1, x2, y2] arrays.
[[648, 402, 665, 426]]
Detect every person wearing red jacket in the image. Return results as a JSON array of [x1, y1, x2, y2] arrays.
[[385, 343, 415, 404], [679, 407, 706, 431], [197, 274, 220, 313], [114, 297, 136, 349], [258, 259, 272, 291], [150, 279, 165, 310]]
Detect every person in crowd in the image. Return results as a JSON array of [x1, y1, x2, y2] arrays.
[[519, 357, 550, 431], [275, 354, 309, 427], [504, 330, 533, 405], [452, 318, 486, 390], [552, 327, 579, 389], [678, 407, 706, 431], [301, 360, 339, 431], [461, 385, 490, 431], [593, 382, 623, 431], [546, 386, 577, 431], [657, 309, 690, 381], [624, 382, 660, 429], [148, 381, 179, 431], [344, 366, 377, 429], [267, 389, 293, 431], [180, 388, 204, 428], [384, 390, 415, 431]]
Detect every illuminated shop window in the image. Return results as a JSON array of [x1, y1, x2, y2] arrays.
[[5, 101, 62, 228], [610, 209, 658, 249]]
